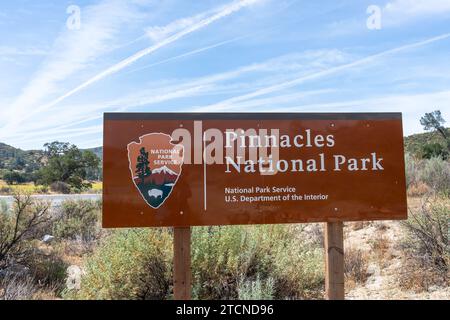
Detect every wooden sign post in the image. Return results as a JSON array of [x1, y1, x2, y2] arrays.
[[173, 227, 191, 300], [324, 222, 344, 300], [102, 113, 407, 301]]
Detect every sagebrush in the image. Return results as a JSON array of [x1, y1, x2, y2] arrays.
[[52, 200, 101, 242], [70, 225, 324, 300], [398, 197, 449, 291]]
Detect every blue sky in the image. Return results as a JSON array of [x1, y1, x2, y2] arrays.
[[0, 0, 450, 150]]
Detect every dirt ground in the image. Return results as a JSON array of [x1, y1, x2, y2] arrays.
[[344, 197, 449, 300]]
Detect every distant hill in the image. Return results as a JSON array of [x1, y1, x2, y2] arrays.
[[404, 128, 449, 157], [0, 142, 44, 172], [0, 142, 102, 173], [0, 142, 23, 159]]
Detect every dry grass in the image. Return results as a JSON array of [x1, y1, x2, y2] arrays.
[[344, 247, 369, 290], [0, 180, 47, 195], [348, 221, 367, 231], [0, 179, 102, 195], [407, 182, 431, 197], [373, 221, 388, 232], [397, 197, 449, 292], [0, 272, 36, 300], [90, 181, 102, 192], [397, 257, 448, 292], [369, 230, 391, 267]]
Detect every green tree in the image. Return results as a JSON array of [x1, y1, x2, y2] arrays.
[[43, 141, 71, 158], [37, 142, 100, 191], [421, 143, 449, 160], [136, 147, 151, 184], [420, 110, 450, 152], [3, 171, 26, 185], [13, 156, 26, 170], [420, 111, 447, 139]]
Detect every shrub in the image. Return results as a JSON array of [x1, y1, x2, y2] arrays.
[[24, 247, 69, 294], [271, 238, 324, 299], [135, 255, 171, 300], [344, 248, 369, 284], [192, 225, 324, 300], [398, 197, 449, 291], [0, 272, 36, 300], [405, 153, 418, 188], [191, 226, 265, 299], [0, 194, 51, 268], [421, 143, 449, 160], [52, 200, 101, 242], [68, 229, 173, 300], [237, 275, 274, 300], [418, 157, 450, 194], [303, 223, 324, 247], [0, 186, 11, 195], [3, 171, 26, 185], [407, 181, 431, 197], [50, 182, 71, 194], [0, 200, 7, 214], [72, 225, 324, 300], [35, 186, 49, 194], [0, 194, 69, 299]]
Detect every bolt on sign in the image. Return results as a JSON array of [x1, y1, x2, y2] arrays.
[[103, 113, 407, 228]]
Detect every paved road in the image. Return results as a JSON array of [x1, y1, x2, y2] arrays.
[[0, 194, 101, 207]]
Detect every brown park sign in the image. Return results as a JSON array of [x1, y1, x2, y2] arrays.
[[103, 113, 407, 228]]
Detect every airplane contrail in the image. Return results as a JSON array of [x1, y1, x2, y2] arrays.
[[33, 0, 259, 114], [124, 34, 250, 75], [194, 32, 450, 112], [2, 0, 260, 133]]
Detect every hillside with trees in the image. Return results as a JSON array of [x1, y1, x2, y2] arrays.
[[0, 143, 44, 175], [0, 142, 101, 193], [404, 128, 450, 159], [405, 110, 450, 159]]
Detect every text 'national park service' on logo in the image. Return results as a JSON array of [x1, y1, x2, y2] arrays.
[[127, 133, 184, 209]]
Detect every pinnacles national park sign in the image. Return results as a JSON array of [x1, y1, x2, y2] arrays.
[[102, 113, 407, 228]]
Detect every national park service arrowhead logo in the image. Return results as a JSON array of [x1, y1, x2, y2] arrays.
[[127, 133, 184, 209]]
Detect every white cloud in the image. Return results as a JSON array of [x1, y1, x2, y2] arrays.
[[1, 0, 263, 139], [144, 0, 267, 42], [0, 46, 48, 56], [145, 12, 210, 43], [267, 90, 450, 136], [384, 0, 450, 24], [11, 125, 103, 147], [125, 34, 249, 75], [4, 0, 144, 126], [326, 0, 450, 34], [193, 33, 450, 112]]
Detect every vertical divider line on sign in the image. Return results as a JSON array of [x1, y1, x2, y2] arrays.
[[203, 130, 207, 211]]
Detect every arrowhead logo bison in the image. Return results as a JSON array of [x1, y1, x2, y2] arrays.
[[127, 133, 184, 209]]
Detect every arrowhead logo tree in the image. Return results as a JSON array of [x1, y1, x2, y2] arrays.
[[127, 133, 184, 209]]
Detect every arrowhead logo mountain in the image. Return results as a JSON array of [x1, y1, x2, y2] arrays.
[[127, 133, 184, 209]]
